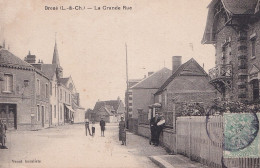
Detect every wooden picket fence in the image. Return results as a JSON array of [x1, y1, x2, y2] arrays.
[[176, 116, 260, 168]]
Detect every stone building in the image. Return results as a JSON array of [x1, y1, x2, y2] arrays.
[[92, 98, 125, 123], [154, 57, 216, 129], [0, 39, 84, 130], [130, 68, 172, 119], [202, 0, 260, 102], [0, 46, 50, 130]]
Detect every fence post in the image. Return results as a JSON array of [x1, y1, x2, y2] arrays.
[[189, 116, 191, 159]]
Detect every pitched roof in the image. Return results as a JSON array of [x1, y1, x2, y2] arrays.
[[41, 64, 57, 79], [59, 77, 70, 85], [155, 58, 208, 95], [202, 0, 258, 44], [131, 67, 172, 89], [222, 0, 257, 15], [93, 100, 121, 113], [0, 49, 34, 70], [103, 105, 115, 115]]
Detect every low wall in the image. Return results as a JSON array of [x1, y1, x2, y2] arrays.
[[128, 118, 138, 134], [138, 124, 176, 152]]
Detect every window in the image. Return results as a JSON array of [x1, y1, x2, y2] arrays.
[[60, 105, 62, 119], [55, 84, 57, 97], [252, 38, 256, 58], [4, 74, 13, 92], [37, 105, 40, 121], [37, 79, 40, 95], [65, 91, 67, 102], [252, 79, 259, 101], [50, 82, 52, 95], [45, 84, 48, 98], [159, 95, 162, 103], [129, 97, 132, 100], [60, 89, 62, 101], [129, 103, 132, 106], [54, 105, 56, 118]]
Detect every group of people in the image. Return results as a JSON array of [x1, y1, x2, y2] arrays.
[[85, 118, 106, 137]]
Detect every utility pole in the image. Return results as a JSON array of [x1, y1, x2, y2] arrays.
[[125, 43, 129, 129]]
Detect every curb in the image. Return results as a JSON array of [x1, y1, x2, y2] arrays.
[[149, 156, 174, 168]]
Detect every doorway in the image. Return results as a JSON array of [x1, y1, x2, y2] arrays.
[[0, 104, 17, 129]]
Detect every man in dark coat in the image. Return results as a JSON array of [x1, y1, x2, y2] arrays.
[[100, 118, 106, 137], [85, 119, 92, 136], [150, 113, 159, 145]]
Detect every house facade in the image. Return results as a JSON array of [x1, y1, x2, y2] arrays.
[[154, 57, 216, 130], [130, 68, 172, 119], [0, 47, 50, 130], [0, 39, 84, 130], [202, 0, 260, 103], [93, 98, 125, 123]]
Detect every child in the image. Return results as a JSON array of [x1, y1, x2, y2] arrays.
[[91, 121, 95, 137]]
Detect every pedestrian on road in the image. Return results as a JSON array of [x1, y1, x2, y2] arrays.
[[154, 113, 165, 146], [100, 118, 106, 137], [0, 119, 7, 149], [150, 112, 158, 145], [85, 119, 92, 136], [119, 117, 126, 145], [91, 121, 96, 137]]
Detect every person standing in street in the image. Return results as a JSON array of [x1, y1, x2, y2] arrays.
[[85, 119, 92, 136], [0, 119, 7, 148], [119, 117, 126, 145], [100, 118, 105, 137], [91, 121, 96, 137]]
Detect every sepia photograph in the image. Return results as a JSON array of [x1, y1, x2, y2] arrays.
[[0, 0, 260, 167]]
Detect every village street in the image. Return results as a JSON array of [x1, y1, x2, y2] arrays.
[[0, 123, 167, 168]]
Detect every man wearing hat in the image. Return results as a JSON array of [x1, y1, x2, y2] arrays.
[[150, 112, 165, 146]]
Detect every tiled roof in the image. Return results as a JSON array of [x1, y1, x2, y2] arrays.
[[155, 58, 208, 95], [0, 49, 34, 70], [222, 0, 257, 15], [131, 67, 172, 89], [93, 100, 121, 113], [59, 77, 70, 85], [41, 64, 57, 79]]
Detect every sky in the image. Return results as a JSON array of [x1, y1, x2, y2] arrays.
[[0, 0, 215, 109]]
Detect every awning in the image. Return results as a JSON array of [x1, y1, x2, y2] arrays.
[[65, 105, 76, 112]]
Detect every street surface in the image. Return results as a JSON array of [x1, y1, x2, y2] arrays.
[[0, 123, 167, 168]]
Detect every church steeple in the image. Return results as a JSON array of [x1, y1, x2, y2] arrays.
[[52, 34, 63, 79], [52, 39, 60, 67]]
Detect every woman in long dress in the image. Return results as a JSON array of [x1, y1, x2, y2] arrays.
[[119, 117, 126, 145]]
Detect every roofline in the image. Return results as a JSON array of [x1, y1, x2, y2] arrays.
[[131, 67, 170, 89]]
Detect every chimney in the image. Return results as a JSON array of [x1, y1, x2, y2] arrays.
[[148, 72, 154, 76], [24, 51, 36, 64], [172, 56, 182, 74]]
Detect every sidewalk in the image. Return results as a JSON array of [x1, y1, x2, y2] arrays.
[[149, 155, 209, 168]]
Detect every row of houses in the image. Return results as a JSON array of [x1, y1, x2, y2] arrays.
[[0, 40, 85, 130], [125, 56, 216, 133]]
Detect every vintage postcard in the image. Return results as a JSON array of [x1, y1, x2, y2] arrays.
[[1, 0, 260, 168]]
